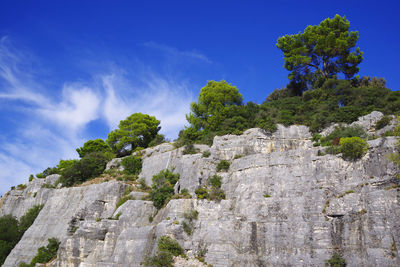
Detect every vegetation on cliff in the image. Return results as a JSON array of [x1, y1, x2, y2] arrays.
[[0, 205, 43, 265]]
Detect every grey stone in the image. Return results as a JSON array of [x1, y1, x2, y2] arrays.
[[1, 112, 399, 267]]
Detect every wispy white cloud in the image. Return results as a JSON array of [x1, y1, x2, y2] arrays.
[[0, 37, 196, 195], [143, 41, 212, 64], [102, 72, 194, 138]]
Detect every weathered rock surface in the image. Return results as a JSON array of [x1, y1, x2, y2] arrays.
[[1, 114, 399, 267]]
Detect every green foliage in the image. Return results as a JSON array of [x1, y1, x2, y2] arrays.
[[19, 238, 60, 267], [59, 152, 109, 187], [149, 170, 180, 209], [216, 160, 230, 172], [209, 188, 226, 201], [57, 159, 77, 172], [314, 125, 366, 147], [76, 139, 112, 158], [202, 151, 211, 157], [17, 184, 26, 190], [208, 175, 222, 188], [106, 113, 161, 156], [178, 80, 259, 145], [257, 117, 277, 133], [0, 215, 20, 265], [116, 195, 135, 209], [18, 204, 44, 234], [183, 210, 199, 221], [121, 155, 142, 175], [195, 187, 209, 200], [158, 236, 185, 256], [339, 137, 369, 160], [41, 183, 55, 189], [277, 15, 363, 90], [36, 166, 59, 178], [375, 115, 391, 130], [145, 236, 185, 267], [0, 205, 44, 265], [325, 253, 346, 267], [182, 144, 200, 155], [195, 174, 225, 201], [29, 174, 34, 182], [148, 134, 166, 147], [145, 251, 173, 267]]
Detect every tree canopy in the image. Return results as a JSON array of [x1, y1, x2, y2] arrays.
[[186, 80, 243, 131], [276, 14, 363, 91], [106, 113, 161, 156], [76, 139, 111, 158]]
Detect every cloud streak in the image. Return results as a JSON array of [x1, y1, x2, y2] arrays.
[[143, 41, 212, 64]]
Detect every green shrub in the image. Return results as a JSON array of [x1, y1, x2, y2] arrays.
[[202, 150, 211, 158], [208, 175, 222, 188], [121, 155, 142, 175], [19, 238, 60, 267], [137, 178, 150, 191], [209, 188, 226, 201], [216, 160, 230, 172], [0, 215, 20, 265], [375, 115, 391, 130], [158, 236, 184, 256], [36, 167, 59, 179], [339, 137, 369, 160], [195, 187, 209, 200], [325, 253, 346, 267], [149, 170, 180, 209], [17, 184, 26, 190], [182, 144, 200, 155], [145, 251, 174, 267], [171, 188, 192, 199], [29, 174, 34, 182], [59, 152, 109, 187], [0, 204, 44, 265], [116, 195, 135, 209], [115, 212, 122, 220], [257, 117, 277, 133], [18, 204, 44, 234]]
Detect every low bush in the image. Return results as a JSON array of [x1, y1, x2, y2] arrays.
[[325, 253, 346, 267], [0, 205, 44, 265], [149, 170, 180, 209], [18, 204, 44, 234], [216, 160, 230, 172], [116, 195, 135, 209], [195, 187, 209, 200], [18, 238, 60, 267], [375, 115, 391, 130], [158, 236, 184, 256], [145, 236, 185, 267], [182, 144, 200, 155], [202, 150, 211, 158], [121, 155, 142, 175], [59, 152, 109, 187], [209, 188, 226, 201], [208, 175, 222, 188], [339, 137, 369, 160]]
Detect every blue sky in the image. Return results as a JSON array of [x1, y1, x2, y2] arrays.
[[0, 0, 399, 194]]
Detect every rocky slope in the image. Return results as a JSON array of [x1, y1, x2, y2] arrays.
[[1, 112, 399, 267]]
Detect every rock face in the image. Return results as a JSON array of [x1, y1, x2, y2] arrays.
[[1, 117, 400, 267]]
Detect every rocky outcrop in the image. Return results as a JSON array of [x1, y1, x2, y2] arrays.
[[1, 115, 399, 267]]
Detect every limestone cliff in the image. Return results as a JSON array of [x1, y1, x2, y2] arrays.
[[1, 112, 399, 267]]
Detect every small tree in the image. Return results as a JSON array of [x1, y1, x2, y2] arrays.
[[76, 139, 111, 158], [339, 137, 369, 160], [149, 170, 180, 209], [106, 113, 161, 156]]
